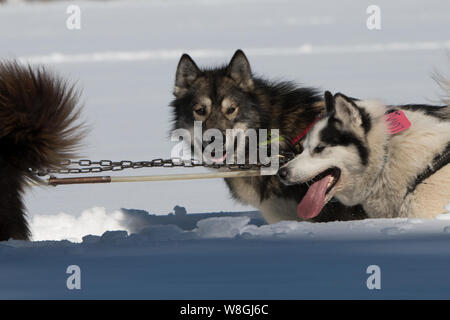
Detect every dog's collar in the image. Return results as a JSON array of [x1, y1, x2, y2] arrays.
[[291, 114, 324, 146], [369, 136, 390, 191], [368, 109, 400, 191]]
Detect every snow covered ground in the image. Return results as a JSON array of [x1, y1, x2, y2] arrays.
[[0, 0, 449, 299]]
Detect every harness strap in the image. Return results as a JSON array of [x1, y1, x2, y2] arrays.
[[406, 143, 450, 197]]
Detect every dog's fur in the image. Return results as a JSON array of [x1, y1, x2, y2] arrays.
[[0, 61, 84, 241], [170, 50, 366, 223], [279, 90, 450, 219]]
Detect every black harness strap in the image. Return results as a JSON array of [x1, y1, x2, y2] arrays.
[[406, 143, 450, 197]]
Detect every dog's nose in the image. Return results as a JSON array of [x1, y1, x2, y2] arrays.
[[277, 167, 289, 180]]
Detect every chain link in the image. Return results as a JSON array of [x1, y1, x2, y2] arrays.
[[31, 152, 296, 177]]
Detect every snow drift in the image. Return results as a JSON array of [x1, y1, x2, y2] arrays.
[[26, 202, 450, 243]]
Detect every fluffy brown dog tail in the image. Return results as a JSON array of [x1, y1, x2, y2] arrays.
[[0, 61, 85, 241]]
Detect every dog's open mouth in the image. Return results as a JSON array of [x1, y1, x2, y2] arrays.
[[297, 167, 341, 220], [202, 134, 257, 164]]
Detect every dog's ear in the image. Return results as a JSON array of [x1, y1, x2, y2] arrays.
[[174, 54, 200, 98], [227, 50, 254, 91], [324, 91, 335, 114], [333, 93, 362, 127]]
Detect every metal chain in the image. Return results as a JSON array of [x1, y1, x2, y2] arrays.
[[31, 152, 296, 177]]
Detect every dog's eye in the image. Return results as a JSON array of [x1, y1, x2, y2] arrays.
[[194, 106, 207, 116], [314, 145, 325, 153], [226, 105, 238, 115]]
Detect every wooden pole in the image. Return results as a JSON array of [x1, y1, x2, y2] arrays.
[[44, 169, 276, 186]]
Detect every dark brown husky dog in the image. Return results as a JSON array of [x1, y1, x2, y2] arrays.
[[170, 50, 366, 223]]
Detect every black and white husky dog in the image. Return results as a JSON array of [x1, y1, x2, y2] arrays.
[[279, 89, 450, 219]]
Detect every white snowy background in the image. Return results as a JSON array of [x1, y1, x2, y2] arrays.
[[0, 0, 449, 299]]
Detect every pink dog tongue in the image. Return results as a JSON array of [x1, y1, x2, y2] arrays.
[[297, 175, 332, 220], [209, 152, 227, 163]]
